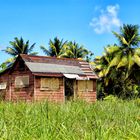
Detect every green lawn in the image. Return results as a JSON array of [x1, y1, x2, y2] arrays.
[[0, 99, 140, 140]]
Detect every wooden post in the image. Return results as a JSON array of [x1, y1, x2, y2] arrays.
[[63, 77, 65, 102], [9, 75, 12, 101], [34, 75, 36, 101], [75, 80, 78, 100], [74, 80, 76, 100]]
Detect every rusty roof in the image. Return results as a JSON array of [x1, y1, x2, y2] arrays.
[[20, 54, 97, 79]]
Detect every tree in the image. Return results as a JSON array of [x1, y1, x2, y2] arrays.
[[3, 37, 37, 57], [109, 24, 140, 78], [1, 37, 37, 70], [61, 41, 92, 60], [113, 24, 140, 48], [94, 45, 120, 98], [94, 24, 140, 99], [40, 37, 67, 57]]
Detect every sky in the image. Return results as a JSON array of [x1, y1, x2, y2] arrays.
[[0, 0, 140, 63]]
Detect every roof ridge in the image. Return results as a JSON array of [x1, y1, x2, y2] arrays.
[[20, 54, 86, 62]]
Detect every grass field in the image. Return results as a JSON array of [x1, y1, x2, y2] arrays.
[[0, 99, 140, 140]]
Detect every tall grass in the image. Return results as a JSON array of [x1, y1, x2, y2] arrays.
[[0, 99, 140, 140]]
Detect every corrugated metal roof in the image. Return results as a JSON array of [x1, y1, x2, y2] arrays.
[[25, 62, 84, 75], [19, 54, 97, 78], [21, 54, 82, 66]]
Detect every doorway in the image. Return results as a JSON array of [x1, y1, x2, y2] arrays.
[[64, 78, 74, 100]]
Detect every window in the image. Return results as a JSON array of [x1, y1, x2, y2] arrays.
[[78, 80, 93, 92], [78, 81, 86, 91], [15, 76, 29, 88], [87, 81, 93, 91], [41, 78, 59, 90], [0, 82, 7, 90]]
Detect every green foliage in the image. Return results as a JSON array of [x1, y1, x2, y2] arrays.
[[0, 58, 15, 72], [40, 37, 67, 57], [61, 41, 91, 60], [94, 24, 140, 99], [1, 37, 37, 71], [3, 37, 37, 57], [112, 24, 140, 47], [40, 38, 93, 62], [0, 100, 139, 139], [134, 98, 140, 107], [1, 36, 93, 72], [104, 95, 118, 101]]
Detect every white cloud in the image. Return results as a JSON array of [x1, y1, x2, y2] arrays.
[[90, 4, 121, 34]]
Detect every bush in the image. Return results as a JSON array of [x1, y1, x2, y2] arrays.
[[103, 95, 118, 101], [134, 98, 140, 107]]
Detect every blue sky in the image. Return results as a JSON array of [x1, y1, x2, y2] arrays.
[[0, 0, 140, 63]]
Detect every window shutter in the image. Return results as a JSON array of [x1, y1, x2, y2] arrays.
[[15, 76, 29, 88], [15, 77, 23, 87], [22, 76, 29, 87], [51, 78, 59, 90], [41, 78, 59, 90], [87, 80, 93, 91], [0, 82, 7, 89], [78, 81, 86, 91], [41, 78, 50, 89]]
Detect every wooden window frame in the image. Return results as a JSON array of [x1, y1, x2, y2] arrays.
[[15, 76, 29, 88], [0, 82, 7, 90], [87, 80, 94, 92], [40, 77, 60, 91], [78, 80, 93, 92], [78, 80, 87, 92]]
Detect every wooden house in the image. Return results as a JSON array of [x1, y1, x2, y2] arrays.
[[0, 54, 97, 102]]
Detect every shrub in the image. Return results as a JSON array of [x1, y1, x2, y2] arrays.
[[103, 95, 118, 101]]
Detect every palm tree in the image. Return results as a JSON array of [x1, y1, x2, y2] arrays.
[[113, 24, 140, 48], [1, 37, 37, 70], [94, 45, 126, 97], [61, 41, 90, 59], [3, 37, 37, 57], [94, 24, 140, 98], [40, 37, 67, 57], [106, 24, 140, 78]]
